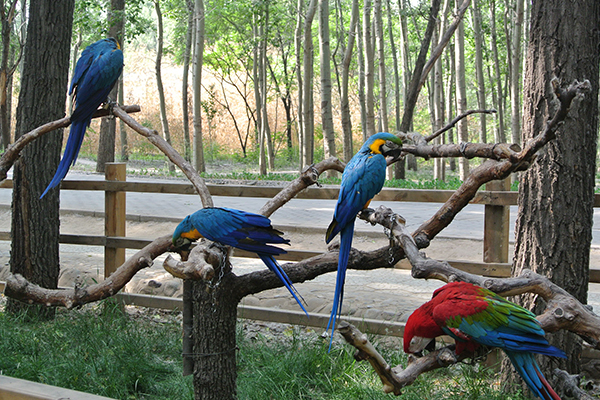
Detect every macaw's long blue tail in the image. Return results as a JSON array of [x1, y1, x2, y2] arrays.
[[506, 351, 562, 400], [325, 221, 354, 351], [40, 119, 89, 198], [258, 254, 308, 317]]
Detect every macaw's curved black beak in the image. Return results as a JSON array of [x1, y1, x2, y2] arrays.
[[173, 237, 192, 252], [381, 140, 403, 164]]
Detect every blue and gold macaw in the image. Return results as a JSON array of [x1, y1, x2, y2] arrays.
[[325, 132, 402, 348], [41, 38, 124, 198], [404, 282, 565, 400], [172, 207, 308, 315]]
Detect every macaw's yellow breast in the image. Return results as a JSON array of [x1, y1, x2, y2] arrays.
[[181, 228, 202, 241], [368, 139, 386, 154]]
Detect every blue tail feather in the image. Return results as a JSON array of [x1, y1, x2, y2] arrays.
[[40, 120, 88, 198], [325, 222, 354, 351], [506, 352, 562, 400], [259, 254, 308, 317]]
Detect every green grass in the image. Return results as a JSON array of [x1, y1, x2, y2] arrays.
[[0, 303, 529, 399]]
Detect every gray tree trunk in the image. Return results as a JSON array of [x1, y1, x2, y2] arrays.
[[192, 0, 205, 173], [509, 0, 524, 146], [472, 0, 486, 143], [319, 0, 336, 170], [154, 0, 174, 173], [374, 0, 387, 135], [363, 0, 375, 137], [454, 14, 469, 180], [490, 0, 506, 143], [181, 0, 193, 162], [8, 0, 74, 319], [96, 0, 124, 173], [302, 0, 317, 167], [340, 0, 358, 162], [507, 0, 600, 394], [295, 0, 304, 169]]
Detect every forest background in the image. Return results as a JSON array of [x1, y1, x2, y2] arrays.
[[0, 0, 531, 184]]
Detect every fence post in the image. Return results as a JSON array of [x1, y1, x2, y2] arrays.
[[105, 163, 126, 278], [483, 178, 511, 263]]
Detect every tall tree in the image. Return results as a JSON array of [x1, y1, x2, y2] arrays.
[[373, 0, 388, 135], [319, 0, 336, 168], [363, 0, 375, 137], [471, 0, 486, 143], [301, 0, 317, 167], [0, 0, 21, 150], [192, 0, 205, 173], [154, 0, 174, 172], [96, 0, 124, 173], [340, 0, 359, 162], [508, 0, 599, 391], [489, 0, 506, 143], [180, 0, 194, 162], [454, 8, 469, 180], [8, 0, 74, 318], [509, 0, 524, 145], [295, 0, 304, 169]]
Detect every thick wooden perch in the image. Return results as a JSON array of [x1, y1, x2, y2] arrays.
[[4, 236, 171, 308], [163, 240, 229, 281]]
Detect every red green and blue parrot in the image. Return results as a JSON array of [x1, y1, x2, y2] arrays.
[[325, 132, 403, 348], [172, 207, 308, 315], [404, 281, 565, 400], [41, 38, 124, 198]]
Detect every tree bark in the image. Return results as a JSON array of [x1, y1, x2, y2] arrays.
[[454, 10, 469, 180], [8, 0, 74, 318], [191, 261, 240, 400], [340, 0, 358, 162], [96, 0, 124, 173], [154, 0, 174, 173], [373, 0, 387, 133], [509, 0, 524, 145], [508, 0, 600, 393], [363, 0, 375, 138], [471, 0, 486, 143], [319, 0, 336, 172], [0, 0, 19, 151], [182, 0, 193, 162], [301, 0, 317, 167], [192, 0, 205, 173], [295, 0, 304, 170], [489, 0, 506, 143]]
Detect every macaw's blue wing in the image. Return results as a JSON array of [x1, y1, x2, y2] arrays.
[[41, 38, 123, 198], [172, 207, 308, 316], [325, 153, 387, 243], [324, 134, 395, 350]]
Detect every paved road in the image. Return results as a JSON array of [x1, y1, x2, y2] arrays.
[[1, 170, 519, 241], [3, 170, 600, 246]]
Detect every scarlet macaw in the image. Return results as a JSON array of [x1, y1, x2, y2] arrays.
[[41, 38, 124, 198], [325, 132, 403, 347], [404, 281, 565, 400], [172, 207, 308, 315]]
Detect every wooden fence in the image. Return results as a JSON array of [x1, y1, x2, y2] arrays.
[[2, 163, 600, 334]]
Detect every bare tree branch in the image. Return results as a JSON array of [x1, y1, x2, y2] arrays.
[[3, 236, 171, 308], [111, 105, 213, 208], [425, 109, 497, 143], [0, 105, 140, 182]]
